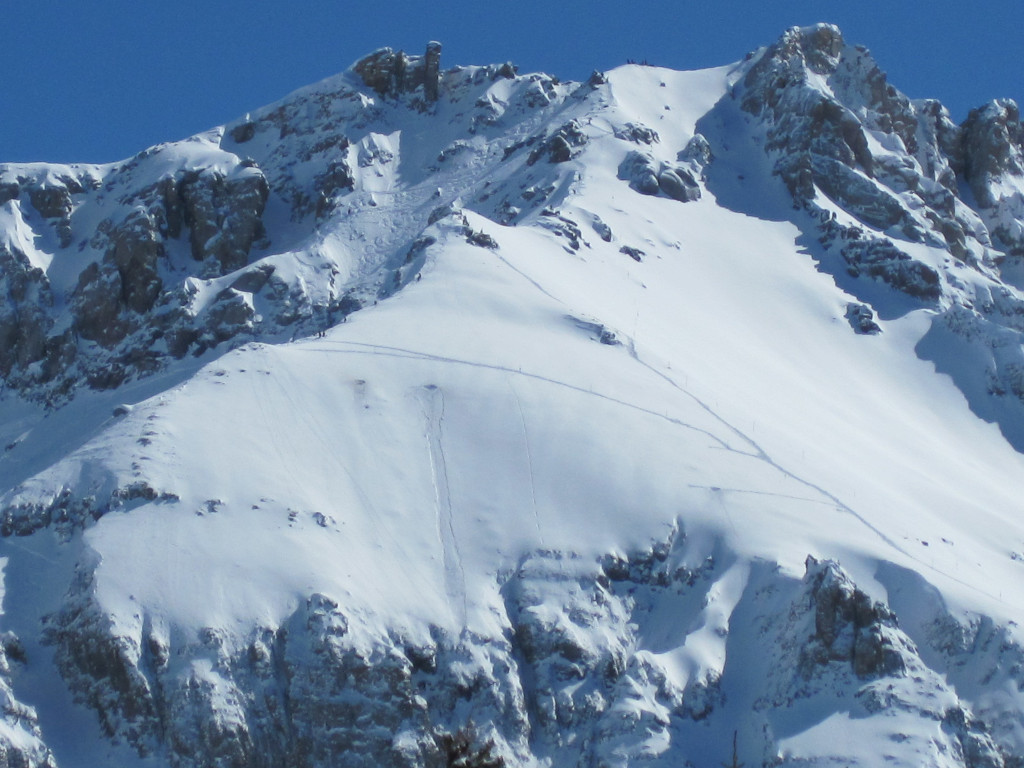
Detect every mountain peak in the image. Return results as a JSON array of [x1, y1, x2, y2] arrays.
[[352, 41, 444, 102], [769, 22, 845, 74]]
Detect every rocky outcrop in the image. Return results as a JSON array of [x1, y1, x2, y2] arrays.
[[46, 572, 164, 751], [45, 577, 526, 768], [618, 151, 701, 202], [0, 631, 56, 768], [678, 133, 712, 171], [962, 100, 1024, 209], [354, 43, 443, 103], [740, 25, 920, 216], [0, 180, 19, 206], [733, 23, 1024, 291], [723, 23, 1024, 441], [961, 100, 1024, 255], [0, 481, 175, 540], [742, 557, 1019, 767], [0, 152, 282, 400], [313, 155, 355, 219], [735, 25, 955, 272], [178, 166, 269, 275], [801, 557, 906, 678], [36, 526, 1024, 768], [71, 259, 131, 349], [816, 220, 942, 300], [618, 151, 659, 196], [423, 42, 442, 103], [0, 243, 59, 380], [105, 209, 167, 314], [25, 174, 83, 247], [527, 120, 588, 165], [845, 302, 881, 334]]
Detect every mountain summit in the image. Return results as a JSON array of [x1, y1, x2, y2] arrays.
[[2, 24, 1024, 768]]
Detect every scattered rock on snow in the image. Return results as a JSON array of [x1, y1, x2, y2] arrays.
[[845, 302, 881, 334], [620, 245, 645, 262]]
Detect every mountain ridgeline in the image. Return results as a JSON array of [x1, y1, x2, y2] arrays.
[[1, 31, 1024, 433], [3, 24, 1024, 768]]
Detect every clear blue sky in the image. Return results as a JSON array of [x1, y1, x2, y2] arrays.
[[3, 0, 1021, 164]]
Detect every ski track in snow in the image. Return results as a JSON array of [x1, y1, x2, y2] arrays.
[[625, 342, 1016, 601], [252, 366, 302, 490], [419, 384, 468, 627], [686, 484, 835, 508], [308, 337, 1004, 601], [506, 376, 544, 545], [256, 349, 382, 531], [477, 240, 992, 595], [628, 345, 895, 537], [2, 537, 59, 567], [492, 251, 564, 304], [319, 340, 744, 453]]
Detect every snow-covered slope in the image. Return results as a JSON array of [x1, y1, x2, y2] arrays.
[[4, 27, 1024, 768]]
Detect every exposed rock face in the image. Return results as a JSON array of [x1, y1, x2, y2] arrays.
[[618, 151, 660, 196], [678, 133, 712, 169], [105, 209, 166, 314], [0, 632, 56, 768], [802, 557, 906, 678], [816, 221, 942, 300], [612, 122, 659, 145], [0, 180, 19, 206], [33, 531, 1024, 768], [45, 538, 687, 767], [731, 22, 1022, 284], [962, 100, 1024, 209], [354, 42, 443, 103], [423, 42, 442, 103], [71, 260, 129, 349], [961, 100, 1024, 254], [0, 157, 275, 399], [715, 23, 1024, 444], [0, 243, 58, 381], [657, 167, 701, 202], [0, 39, 600, 404], [748, 558, 1015, 767], [618, 151, 701, 202], [178, 167, 270, 275], [25, 175, 82, 247], [0, 480, 174, 542], [45, 574, 526, 768], [527, 120, 588, 165], [739, 24, 919, 219], [46, 567, 164, 750], [313, 155, 355, 219]]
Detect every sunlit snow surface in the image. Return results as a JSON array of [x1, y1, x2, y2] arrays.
[[3, 54, 1024, 767]]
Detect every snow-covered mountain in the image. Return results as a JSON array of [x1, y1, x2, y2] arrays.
[[4, 24, 1024, 768]]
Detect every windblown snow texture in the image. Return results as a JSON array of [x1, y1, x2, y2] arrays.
[[3, 28, 1024, 768]]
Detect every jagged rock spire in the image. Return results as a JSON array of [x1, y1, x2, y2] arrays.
[[353, 41, 443, 102]]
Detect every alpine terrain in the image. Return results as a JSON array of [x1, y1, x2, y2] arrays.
[[5, 24, 1024, 768]]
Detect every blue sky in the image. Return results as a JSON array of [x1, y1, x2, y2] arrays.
[[3, 0, 1022, 164]]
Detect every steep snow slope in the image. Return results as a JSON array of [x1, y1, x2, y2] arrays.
[[4, 27, 1024, 768]]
